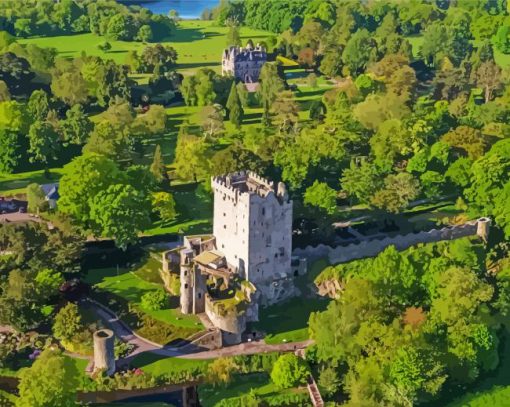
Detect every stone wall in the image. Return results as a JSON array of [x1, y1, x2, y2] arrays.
[[293, 219, 486, 265], [205, 295, 246, 345]]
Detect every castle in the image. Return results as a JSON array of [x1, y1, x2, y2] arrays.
[[221, 44, 267, 86], [161, 171, 306, 345]]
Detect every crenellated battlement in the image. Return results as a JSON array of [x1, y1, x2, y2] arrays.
[[212, 171, 288, 202]]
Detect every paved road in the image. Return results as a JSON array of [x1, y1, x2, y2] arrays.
[[85, 298, 313, 362], [0, 213, 42, 223]]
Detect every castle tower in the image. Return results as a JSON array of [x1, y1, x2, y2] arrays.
[[212, 171, 292, 297], [180, 249, 206, 315], [93, 329, 115, 376]]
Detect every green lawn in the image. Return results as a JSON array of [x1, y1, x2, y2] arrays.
[[21, 20, 271, 76], [144, 182, 213, 236], [0, 168, 64, 196], [84, 253, 202, 330], [130, 352, 211, 378], [252, 260, 331, 344], [199, 372, 308, 407]]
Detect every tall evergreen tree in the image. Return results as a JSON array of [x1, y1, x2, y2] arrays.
[[150, 144, 166, 183], [226, 82, 244, 128]]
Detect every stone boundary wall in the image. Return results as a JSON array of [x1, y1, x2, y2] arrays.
[[293, 219, 486, 265]]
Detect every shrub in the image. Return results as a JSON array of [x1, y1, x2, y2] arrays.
[[270, 354, 309, 389], [140, 289, 167, 311]]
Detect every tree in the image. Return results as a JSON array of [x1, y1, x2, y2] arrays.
[[140, 289, 167, 311], [208, 357, 238, 387], [89, 184, 151, 249], [226, 82, 243, 128], [35, 268, 63, 297], [97, 41, 111, 53], [51, 70, 88, 106], [430, 267, 494, 365], [0, 128, 20, 174], [341, 160, 384, 205], [174, 133, 210, 182], [421, 22, 449, 67], [226, 24, 241, 47], [28, 121, 60, 168], [140, 44, 178, 73], [343, 29, 375, 75], [0, 52, 34, 95], [270, 354, 309, 389], [318, 365, 340, 397], [107, 14, 130, 41], [61, 104, 92, 145], [465, 141, 510, 216], [137, 25, 153, 43], [152, 191, 177, 222], [0, 80, 10, 102], [0, 31, 15, 50], [16, 348, 79, 407], [271, 90, 300, 134], [27, 90, 49, 121], [83, 121, 133, 162], [52, 302, 82, 342], [150, 145, 166, 183], [26, 183, 48, 213], [442, 126, 487, 160], [259, 63, 285, 123], [370, 172, 421, 213], [200, 105, 225, 139], [0, 100, 29, 132], [58, 153, 125, 226], [475, 61, 502, 103], [370, 119, 413, 170], [492, 25, 510, 54], [304, 181, 337, 215]]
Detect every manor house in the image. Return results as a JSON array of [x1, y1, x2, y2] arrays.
[[161, 171, 306, 345], [221, 44, 267, 87]]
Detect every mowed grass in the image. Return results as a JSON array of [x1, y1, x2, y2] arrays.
[[252, 260, 331, 344], [199, 372, 308, 407], [0, 168, 64, 196], [84, 253, 202, 330], [130, 352, 211, 377], [21, 20, 271, 75]]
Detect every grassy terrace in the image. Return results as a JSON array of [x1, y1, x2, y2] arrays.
[[84, 250, 204, 344], [199, 372, 309, 407], [130, 352, 211, 377]]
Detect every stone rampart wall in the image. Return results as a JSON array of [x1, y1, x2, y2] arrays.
[[293, 220, 481, 265]]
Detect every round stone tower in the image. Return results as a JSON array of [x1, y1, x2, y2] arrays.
[[93, 329, 115, 376], [180, 249, 194, 314], [476, 217, 491, 243]]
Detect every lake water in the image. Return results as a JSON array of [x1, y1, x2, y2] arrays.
[[121, 0, 220, 19]]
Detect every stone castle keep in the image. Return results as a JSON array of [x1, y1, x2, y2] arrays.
[[221, 44, 267, 84], [161, 171, 306, 345]]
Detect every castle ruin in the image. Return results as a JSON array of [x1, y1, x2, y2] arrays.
[[161, 171, 305, 345]]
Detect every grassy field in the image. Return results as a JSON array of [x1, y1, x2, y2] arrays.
[[84, 252, 202, 330], [0, 168, 64, 196], [252, 260, 330, 344], [21, 20, 271, 76], [199, 372, 308, 407], [130, 352, 211, 377]]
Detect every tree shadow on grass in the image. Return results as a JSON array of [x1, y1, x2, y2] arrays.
[[177, 62, 219, 70], [163, 28, 222, 43]]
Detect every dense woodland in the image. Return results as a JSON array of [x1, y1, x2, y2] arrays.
[[0, 0, 509, 406]]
